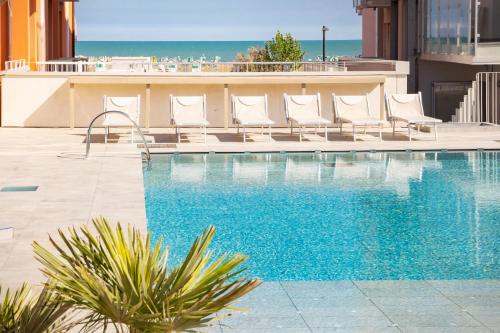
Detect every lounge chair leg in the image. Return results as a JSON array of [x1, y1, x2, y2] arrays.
[[204, 126, 207, 144], [291, 123, 293, 135], [364, 125, 367, 134], [243, 127, 246, 143], [392, 120, 396, 136], [105, 127, 108, 144], [261, 126, 264, 135], [434, 123, 438, 141], [237, 124, 239, 134], [299, 126, 302, 142], [408, 124, 412, 141], [178, 128, 181, 143], [269, 125, 272, 142], [352, 125, 356, 142], [324, 125, 328, 142], [379, 124, 383, 141], [340, 121, 343, 135]]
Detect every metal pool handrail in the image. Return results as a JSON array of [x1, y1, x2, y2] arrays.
[[85, 110, 152, 163]]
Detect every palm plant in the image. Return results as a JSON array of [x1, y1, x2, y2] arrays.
[[33, 217, 261, 333], [0, 282, 72, 333]]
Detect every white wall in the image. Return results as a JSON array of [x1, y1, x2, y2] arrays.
[[1, 70, 408, 128]]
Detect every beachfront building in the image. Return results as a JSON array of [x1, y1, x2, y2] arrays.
[[354, 0, 500, 122], [0, 0, 76, 71]]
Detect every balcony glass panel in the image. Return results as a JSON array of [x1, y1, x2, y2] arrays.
[[422, 0, 475, 56]]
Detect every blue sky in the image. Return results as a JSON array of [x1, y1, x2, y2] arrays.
[[76, 0, 361, 41]]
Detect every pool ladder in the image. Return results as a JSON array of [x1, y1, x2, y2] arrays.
[[85, 110, 152, 164]]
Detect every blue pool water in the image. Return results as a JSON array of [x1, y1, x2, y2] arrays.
[[143, 151, 500, 281]]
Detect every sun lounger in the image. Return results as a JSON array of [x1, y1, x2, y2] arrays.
[[332, 94, 385, 141], [102, 95, 141, 144], [170, 95, 209, 143], [385, 92, 442, 141], [284, 93, 331, 142], [232, 95, 274, 142]]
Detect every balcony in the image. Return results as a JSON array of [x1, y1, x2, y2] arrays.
[[420, 0, 500, 65], [353, 0, 391, 13]]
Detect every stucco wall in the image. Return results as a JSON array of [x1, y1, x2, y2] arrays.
[[1, 70, 408, 128]]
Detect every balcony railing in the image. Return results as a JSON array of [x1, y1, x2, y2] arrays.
[[4, 59, 29, 72], [27, 58, 398, 73], [421, 0, 500, 58]]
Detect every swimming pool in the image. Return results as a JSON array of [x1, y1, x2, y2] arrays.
[[143, 151, 500, 281]]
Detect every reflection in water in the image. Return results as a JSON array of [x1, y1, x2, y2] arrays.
[[144, 151, 500, 280], [151, 152, 445, 198]]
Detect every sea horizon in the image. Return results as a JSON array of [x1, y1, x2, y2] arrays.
[[76, 40, 362, 61]]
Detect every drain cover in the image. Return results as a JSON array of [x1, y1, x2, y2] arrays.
[[0, 186, 39, 192]]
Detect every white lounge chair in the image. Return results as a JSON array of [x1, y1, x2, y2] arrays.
[[102, 95, 141, 144], [333, 94, 385, 141], [232, 95, 274, 142], [170, 95, 209, 143], [385, 92, 442, 141], [284, 93, 330, 142]]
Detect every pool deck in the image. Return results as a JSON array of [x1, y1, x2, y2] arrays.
[[0, 127, 500, 333]]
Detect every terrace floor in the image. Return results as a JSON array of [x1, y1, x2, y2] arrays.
[[0, 127, 500, 333]]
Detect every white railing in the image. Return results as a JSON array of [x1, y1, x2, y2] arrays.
[[452, 72, 500, 124], [5, 59, 29, 72], [36, 61, 98, 72], [155, 61, 348, 73], [33, 58, 397, 73]]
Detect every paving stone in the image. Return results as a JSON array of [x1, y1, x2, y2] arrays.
[[302, 313, 393, 328], [220, 314, 308, 330]]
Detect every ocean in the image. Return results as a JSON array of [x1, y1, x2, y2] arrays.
[[75, 40, 361, 61]]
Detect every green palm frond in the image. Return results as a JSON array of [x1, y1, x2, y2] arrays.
[[33, 217, 261, 333], [0, 282, 72, 333]]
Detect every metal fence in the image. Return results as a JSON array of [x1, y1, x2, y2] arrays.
[[24, 59, 397, 73], [5, 59, 28, 71], [452, 72, 500, 124]]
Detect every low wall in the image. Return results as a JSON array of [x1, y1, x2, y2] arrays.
[[1, 63, 409, 128]]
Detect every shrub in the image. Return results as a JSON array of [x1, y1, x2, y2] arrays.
[[264, 31, 305, 62], [33, 217, 261, 333]]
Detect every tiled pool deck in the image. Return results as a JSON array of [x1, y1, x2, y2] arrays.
[[1, 127, 500, 332]]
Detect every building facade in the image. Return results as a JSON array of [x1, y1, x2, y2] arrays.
[[0, 0, 76, 71], [355, 0, 500, 122]]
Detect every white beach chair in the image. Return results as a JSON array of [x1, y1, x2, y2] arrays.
[[170, 95, 209, 144], [385, 92, 442, 141], [232, 95, 274, 142], [333, 94, 385, 141], [102, 95, 141, 144], [284, 93, 331, 142]]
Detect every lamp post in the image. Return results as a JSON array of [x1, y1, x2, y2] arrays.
[[322, 26, 329, 62]]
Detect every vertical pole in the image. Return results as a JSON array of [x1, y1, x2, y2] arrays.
[[380, 81, 385, 120], [390, 0, 399, 60], [474, 0, 479, 56], [69, 82, 75, 128], [224, 84, 229, 129], [322, 26, 326, 62], [145, 84, 151, 129]]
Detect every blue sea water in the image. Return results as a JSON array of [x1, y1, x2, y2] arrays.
[[143, 151, 500, 281], [76, 40, 361, 61]]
